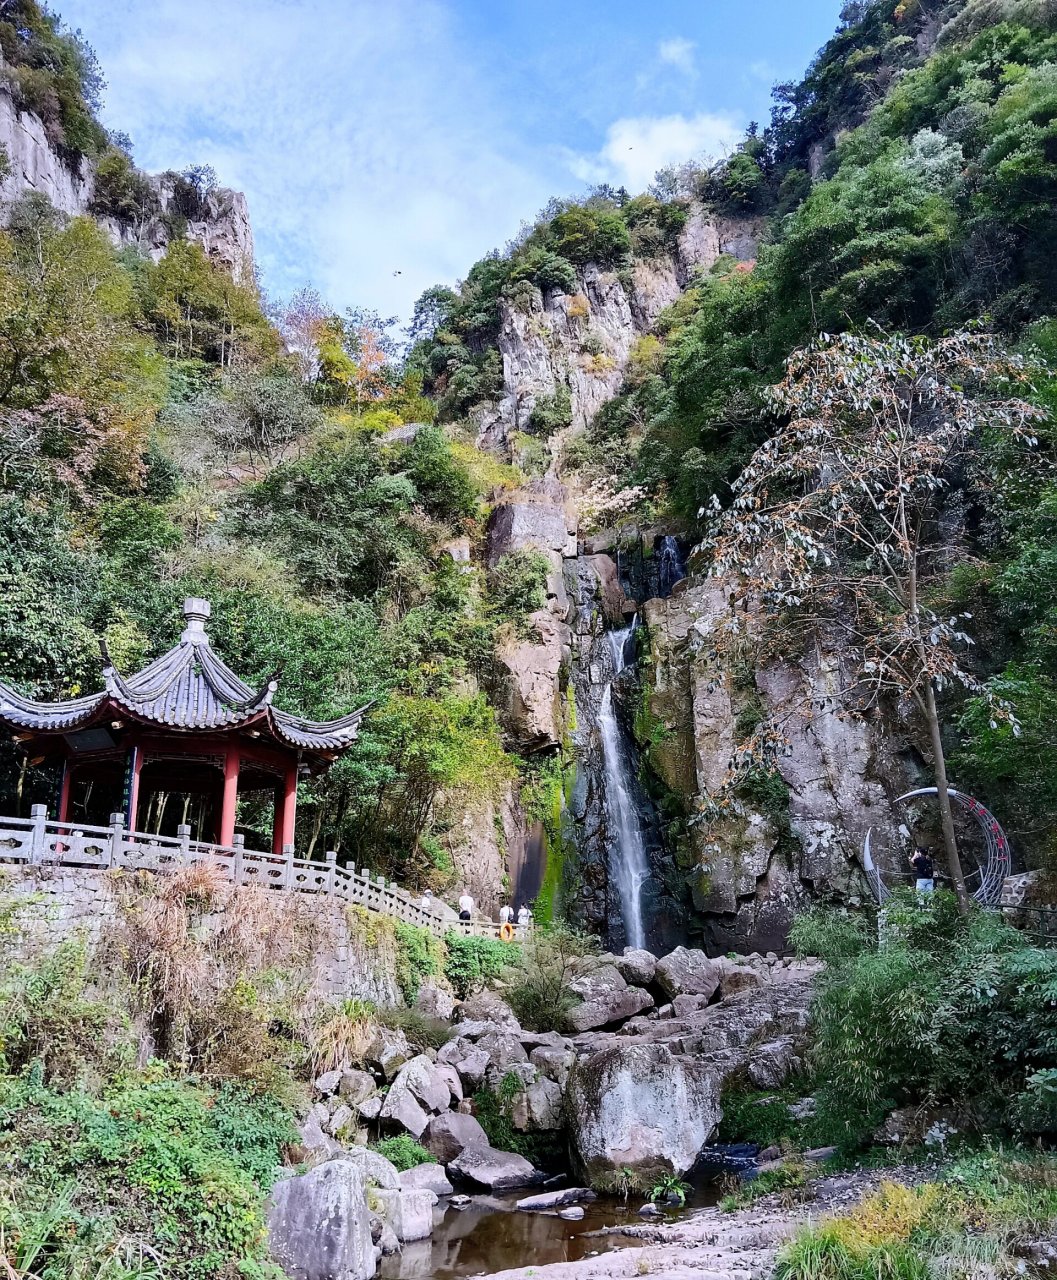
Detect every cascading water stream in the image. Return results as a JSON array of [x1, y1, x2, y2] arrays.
[[658, 535, 687, 597], [598, 619, 651, 950]]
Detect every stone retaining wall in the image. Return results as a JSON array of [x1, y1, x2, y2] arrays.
[[0, 864, 401, 1006]]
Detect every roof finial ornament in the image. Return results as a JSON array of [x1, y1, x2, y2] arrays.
[[181, 598, 212, 645]]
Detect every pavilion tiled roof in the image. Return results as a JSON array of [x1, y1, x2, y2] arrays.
[[0, 598, 367, 753]]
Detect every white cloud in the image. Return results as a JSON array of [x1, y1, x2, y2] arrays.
[[568, 112, 743, 192], [58, 0, 556, 322], [657, 38, 697, 75]]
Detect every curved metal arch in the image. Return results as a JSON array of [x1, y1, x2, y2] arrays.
[[860, 788, 1011, 907]]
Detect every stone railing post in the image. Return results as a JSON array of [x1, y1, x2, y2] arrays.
[[28, 803, 47, 866], [283, 843, 295, 889], [232, 833, 244, 885], [324, 850, 336, 894], [108, 812, 124, 869], [176, 823, 191, 865]]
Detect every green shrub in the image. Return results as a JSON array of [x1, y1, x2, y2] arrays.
[[472, 1072, 564, 1170], [393, 922, 443, 1005], [490, 549, 550, 628], [504, 922, 598, 1032], [526, 386, 572, 438], [717, 1087, 803, 1148], [509, 248, 577, 294], [721, 1161, 809, 1212], [371, 1135, 435, 1171], [794, 892, 1057, 1150], [442, 932, 517, 999], [0, 1072, 294, 1280]]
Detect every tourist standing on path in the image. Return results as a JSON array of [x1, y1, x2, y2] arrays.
[[498, 902, 513, 925], [517, 903, 532, 929], [458, 888, 474, 921], [419, 888, 434, 915]]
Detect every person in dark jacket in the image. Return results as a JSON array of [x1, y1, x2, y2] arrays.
[[910, 846, 935, 897]]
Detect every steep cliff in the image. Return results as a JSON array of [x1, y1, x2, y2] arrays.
[[475, 211, 759, 453], [0, 81, 254, 281], [473, 201, 936, 952]]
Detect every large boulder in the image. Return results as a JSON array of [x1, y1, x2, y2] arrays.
[[654, 947, 723, 1001], [267, 1160, 375, 1280], [447, 1143, 542, 1191], [563, 966, 654, 1032], [389, 1054, 451, 1115], [436, 1038, 491, 1091], [364, 1027, 412, 1081], [530, 1044, 577, 1088], [400, 1163, 454, 1196], [477, 1031, 529, 1088], [296, 1103, 342, 1162], [616, 948, 658, 987], [567, 1044, 720, 1187], [339, 1148, 401, 1191], [378, 1086, 429, 1140], [747, 1038, 800, 1090], [338, 1069, 378, 1106], [457, 991, 520, 1030], [414, 978, 456, 1023], [367, 1187, 434, 1243], [719, 963, 763, 998], [510, 1075, 565, 1132], [422, 1111, 490, 1164]]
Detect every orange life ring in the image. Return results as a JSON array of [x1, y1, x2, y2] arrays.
[[499, 922, 515, 942]]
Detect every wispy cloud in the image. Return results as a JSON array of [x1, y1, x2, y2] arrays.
[[60, 0, 556, 321], [657, 37, 697, 75], [567, 111, 743, 191]]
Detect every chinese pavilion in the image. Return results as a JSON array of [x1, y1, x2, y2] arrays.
[[0, 598, 367, 852]]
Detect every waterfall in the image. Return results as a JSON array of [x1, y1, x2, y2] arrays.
[[598, 620, 650, 950], [658, 535, 687, 598]]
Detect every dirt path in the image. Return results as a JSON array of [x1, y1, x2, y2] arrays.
[[480, 1162, 941, 1280]]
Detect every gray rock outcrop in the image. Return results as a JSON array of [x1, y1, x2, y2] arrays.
[[567, 1042, 720, 1187], [654, 948, 724, 1001], [0, 85, 255, 282], [563, 965, 654, 1032], [267, 1160, 376, 1280], [400, 1163, 454, 1196], [422, 1111, 490, 1164], [447, 1143, 542, 1190]]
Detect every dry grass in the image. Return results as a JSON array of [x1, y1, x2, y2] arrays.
[[308, 998, 378, 1075], [104, 863, 315, 1076]]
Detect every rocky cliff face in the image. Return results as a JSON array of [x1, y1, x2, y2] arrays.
[[476, 211, 760, 453], [639, 582, 921, 951], [0, 85, 255, 282], [478, 206, 929, 953]]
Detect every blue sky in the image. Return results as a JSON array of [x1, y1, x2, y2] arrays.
[[60, 0, 843, 323]]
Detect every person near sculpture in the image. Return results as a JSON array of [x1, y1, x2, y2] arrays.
[[910, 846, 935, 898]]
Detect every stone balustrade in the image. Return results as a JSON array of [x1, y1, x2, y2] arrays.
[[0, 805, 516, 941]]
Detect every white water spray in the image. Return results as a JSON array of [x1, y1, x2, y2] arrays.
[[598, 620, 650, 950]]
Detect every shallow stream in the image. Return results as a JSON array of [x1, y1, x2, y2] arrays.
[[380, 1179, 723, 1280]]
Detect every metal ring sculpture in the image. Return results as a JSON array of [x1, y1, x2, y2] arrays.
[[861, 787, 1011, 907]]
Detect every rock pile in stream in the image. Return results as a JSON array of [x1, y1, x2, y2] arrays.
[[266, 948, 819, 1280]]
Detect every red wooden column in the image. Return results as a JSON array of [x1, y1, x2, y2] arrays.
[[126, 745, 144, 833], [57, 761, 72, 824], [273, 763, 298, 854], [219, 746, 240, 847]]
